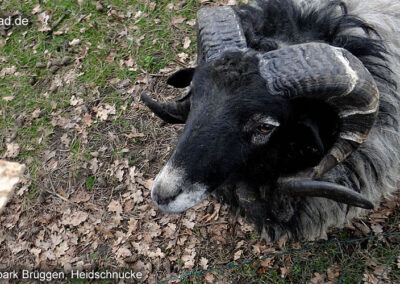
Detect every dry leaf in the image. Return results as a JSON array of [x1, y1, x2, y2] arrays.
[[260, 257, 274, 268], [233, 249, 243, 260], [124, 55, 135, 67], [108, 200, 123, 215], [280, 266, 290, 278], [117, 247, 132, 258], [177, 52, 188, 62], [141, 178, 153, 190], [171, 16, 185, 25], [32, 108, 42, 119], [70, 95, 83, 106], [200, 257, 208, 269], [362, 272, 379, 284], [373, 265, 391, 282], [60, 133, 71, 147], [183, 37, 191, 49], [182, 218, 195, 229], [3, 143, 20, 158], [54, 241, 69, 258], [2, 96, 14, 102], [82, 113, 93, 127], [37, 11, 51, 32], [63, 211, 88, 226], [32, 4, 42, 14], [182, 248, 196, 269], [308, 272, 325, 284], [0, 66, 16, 78], [327, 265, 340, 280], [105, 52, 116, 63], [186, 19, 196, 26], [95, 104, 116, 121], [70, 191, 91, 203], [69, 38, 81, 46], [371, 223, 383, 235], [204, 273, 215, 283], [235, 240, 245, 249], [89, 158, 99, 174]]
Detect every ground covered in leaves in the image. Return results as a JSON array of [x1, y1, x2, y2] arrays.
[[0, 0, 399, 283]]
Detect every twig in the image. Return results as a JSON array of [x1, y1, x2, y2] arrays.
[[149, 73, 168, 77], [173, 59, 188, 68], [196, 221, 229, 227], [46, 178, 75, 205]]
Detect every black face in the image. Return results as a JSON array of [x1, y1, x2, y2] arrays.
[[176, 54, 288, 183], [149, 51, 338, 213]]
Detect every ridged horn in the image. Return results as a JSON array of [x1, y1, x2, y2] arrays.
[[141, 92, 191, 124], [196, 6, 247, 63], [258, 42, 379, 179], [279, 179, 374, 209], [143, 7, 247, 123]]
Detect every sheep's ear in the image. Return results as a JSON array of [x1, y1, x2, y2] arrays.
[[167, 68, 195, 88]]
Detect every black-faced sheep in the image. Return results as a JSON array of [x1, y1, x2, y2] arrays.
[[142, 0, 400, 241]]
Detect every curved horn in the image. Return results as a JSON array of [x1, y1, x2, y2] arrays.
[[279, 179, 374, 209], [258, 42, 379, 179], [259, 43, 379, 208], [143, 7, 246, 123], [141, 92, 191, 124], [197, 6, 247, 63]]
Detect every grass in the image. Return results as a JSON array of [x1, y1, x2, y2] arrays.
[[179, 231, 400, 283], [0, 0, 197, 184], [0, 0, 399, 283]]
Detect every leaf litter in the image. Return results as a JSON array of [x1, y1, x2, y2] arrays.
[[0, 1, 399, 283]]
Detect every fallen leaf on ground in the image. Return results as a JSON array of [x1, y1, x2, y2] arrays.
[[362, 272, 379, 284], [260, 257, 274, 268], [233, 249, 243, 260], [183, 37, 191, 49], [70, 95, 83, 106], [200, 257, 208, 269], [204, 273, 215, 283], [2, 96, 14, 102], [0, 66, 16, 78], [95, 104, 116, 121], [371, 223, 383, 235], [280, 266, 290, 278], [171, 16, 185, 25], [70, 190, 91, 203], [32, 4, 41, 14], [327, 265, 341, 280], [69, 38, 81, 46], [62, 211, 88, 226], [182, 248, 196, 269], [116, 247, 132, 258], [37, 11, 51, 32], [3, 143, 20, 158], [308, 272, 325, 284], [108, 200, 123, 215]]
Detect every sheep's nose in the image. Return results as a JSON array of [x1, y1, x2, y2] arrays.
[[151, 183, 182, 206]]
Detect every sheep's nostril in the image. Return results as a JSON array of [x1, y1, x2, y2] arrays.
[[153, 188, 183, 206]]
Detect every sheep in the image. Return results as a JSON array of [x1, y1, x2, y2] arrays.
[[141, 0, 400, 241]]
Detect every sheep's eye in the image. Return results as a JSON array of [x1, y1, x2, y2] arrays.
[[256, 124, 275, 134]]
